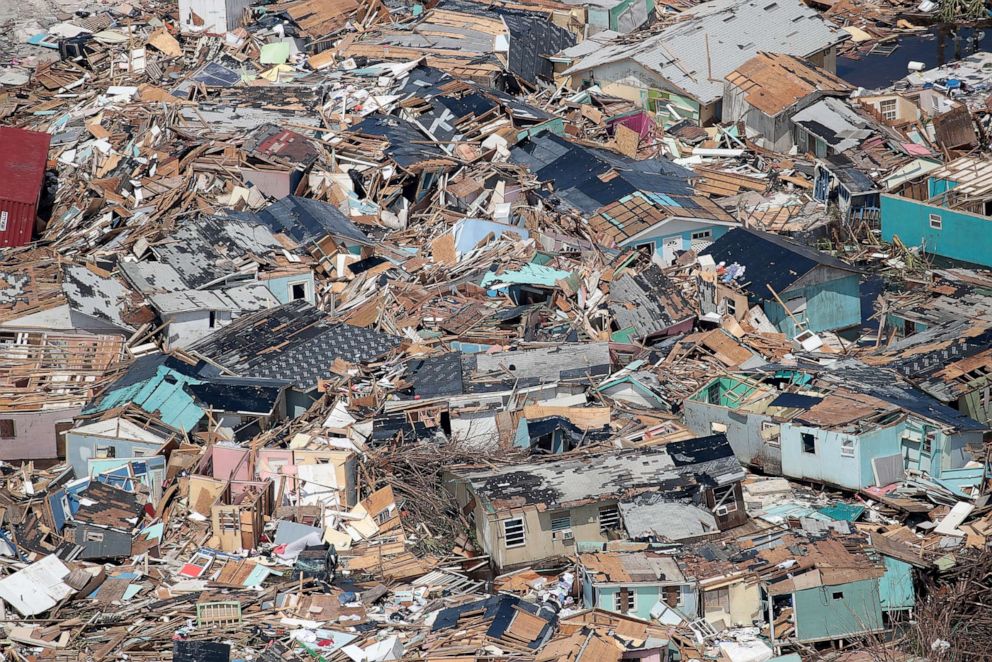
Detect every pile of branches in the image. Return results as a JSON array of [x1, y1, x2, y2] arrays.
[[360, 439, 522, 555], [908, 550, 992, 661]]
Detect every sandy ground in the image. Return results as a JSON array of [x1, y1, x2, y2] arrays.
[[0, 0, 107, 85]]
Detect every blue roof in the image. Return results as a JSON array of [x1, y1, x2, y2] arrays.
[[85, 355, 205, 432]]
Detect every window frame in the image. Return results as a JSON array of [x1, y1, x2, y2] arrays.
[[712, 484, 738, 514], [840, 438, 855, 458], [691, 229, 712, 241], [878, 98, 898, 121], [550, 512, 572, 533], [599, 505, 621, 533], [614, 590, 636, 613], [502, 517, 527, 548], [0, 419, 15, 439], [929, 213, 943, 230], [801, 432, 816, 455], [289, 280, 309, 301]]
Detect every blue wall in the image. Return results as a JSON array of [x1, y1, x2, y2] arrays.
[[264, 273, 317, 305], [882, 194, 992, 268], [66, 431, 166, 479], [632, 223, 730, 256], [763, 273, 862, 337]]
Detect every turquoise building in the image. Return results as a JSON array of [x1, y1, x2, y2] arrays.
[[881, 157, 992, 268], [577, 551, 697, 621], [700, 228, 862, 337]]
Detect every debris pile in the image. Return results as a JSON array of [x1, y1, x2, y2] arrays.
[[2, 0, 992, 659]]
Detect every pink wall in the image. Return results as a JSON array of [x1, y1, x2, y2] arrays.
[[210, 445, 251, 481]]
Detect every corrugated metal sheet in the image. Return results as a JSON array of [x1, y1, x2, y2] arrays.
[[0, 127, 51, 248]]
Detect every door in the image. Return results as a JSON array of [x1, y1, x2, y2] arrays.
[[662, 237, 681, 265]]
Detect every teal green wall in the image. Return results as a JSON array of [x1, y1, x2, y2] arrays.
[[879, 557, 914, 612], [591, 584, 697, 621], [793, 578, 883, 643], [881, 194, 992, 268], [762, 273, 862, 337]]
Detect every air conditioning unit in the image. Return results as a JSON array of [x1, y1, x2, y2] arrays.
[[714, 505, 729, 517], [562, 530, 575, 541]]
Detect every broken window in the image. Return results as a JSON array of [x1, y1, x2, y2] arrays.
[[663, 585, 681, 607], [83, 529, 105, 543], [291, 282, 308, 301], [0, 419, 15, 439], [713, 484, 738, 515], [923, 428, 936, 455], [706, 381, 721, 404], [599, 505, 621, 532], [704, 587, 731, 612], [832, 591, 845, 600], [801, 433, 816, 455], [503, 518, 525, 548], [722, 297, 737, 316], [208, 311, 217, 328], [95, 445, 116, 459], [841, 438, 855, 458], [615, 589, 635, 613]]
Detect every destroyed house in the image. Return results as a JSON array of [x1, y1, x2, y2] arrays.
[[699, 227, 861, 337], [882, 156, 992, 268], [685, 364, 987, 493], [758, 534, 886, 644], [240, 125, 320, 200], [148, 282, 280, 350], [560, 0, 654, 34], [83, 353, 291, 438], [393, 65, 561, 147], [864, 320, 992, 425], [130, 214, 315, 305], [337, 1, 575, 86], [0, 329, 123, 463], [510, 131, 692, 209], [0, 258, 140, 336], [576, 551, 696, 621], [336, 113, 458, 215], [722, 52, 852, 153], [588, 192, 738, 266], [232, 195, 372, 250], [187, 300, 401, 415], [562, 0, 846, 125], [444, 437, 746, 570], [65, 410, 178, 480]]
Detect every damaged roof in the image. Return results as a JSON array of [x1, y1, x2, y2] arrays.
[[188, 300, 402, 390]]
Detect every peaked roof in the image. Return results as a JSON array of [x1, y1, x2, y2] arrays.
[[725, 52, 852, 117], [701, 227, 859, 297], [565, 0, 845, 105]]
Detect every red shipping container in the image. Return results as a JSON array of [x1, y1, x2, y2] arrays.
[[0, 127, 52, 248]]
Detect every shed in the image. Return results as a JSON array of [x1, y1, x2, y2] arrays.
[[0, 127, 51, 248]]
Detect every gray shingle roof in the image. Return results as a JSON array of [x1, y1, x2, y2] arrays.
[[565, 0, 845, 104], [188, 301, 401, 390]]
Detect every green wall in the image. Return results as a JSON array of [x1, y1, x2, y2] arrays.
[[793, 578, 883, 643]]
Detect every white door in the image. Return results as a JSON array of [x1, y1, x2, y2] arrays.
[[662, 237, 681, 265]]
